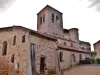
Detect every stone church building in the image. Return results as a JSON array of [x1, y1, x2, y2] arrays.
[[0, 5, 91, 75], [94, 40, 100, 59]]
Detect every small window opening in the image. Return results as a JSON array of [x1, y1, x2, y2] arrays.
[[60, 52, 63, 62], [71, 43, 73, 47], [81, 47, 84, 50], [64, 42, 66, 45], [22, 35, 25, 43], [17, 63, 19, 67], [11, 54, 14, 63], [52, 13, 54, 23], [2, 41, 7, 56], [43, 14, 45, 23], [56, 16, 59, 23], [13, 35, 16, 45], [40, 17, 42, 25]]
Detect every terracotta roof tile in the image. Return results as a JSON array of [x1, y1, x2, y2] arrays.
[[56, 44, 91, 53]]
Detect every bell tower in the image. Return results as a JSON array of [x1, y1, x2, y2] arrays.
[[37, 5, 63, 37]]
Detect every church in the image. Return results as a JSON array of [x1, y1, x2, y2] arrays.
[[0, 5, 91, 75]]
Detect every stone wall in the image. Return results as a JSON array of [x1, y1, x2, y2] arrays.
[[29, 34, 57, 75], [0, 27, 29, 75], [0, 56, 14, 75], [58, 49, 90, 70], [37, 5, 63, 37], [94, 42, 100, 58]]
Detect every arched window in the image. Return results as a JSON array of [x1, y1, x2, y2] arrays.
[[11, 54, 14, 63], [56, 16, 59, 23], [52, 13, 54, 22], [60, 52, 63, 62], [22, 35, 25, 43], [40, 17, 42, 25], [43, 14, 45, 23], [13, 35, 16, 45], [2, 41, 7, 56]]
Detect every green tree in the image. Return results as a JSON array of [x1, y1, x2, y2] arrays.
[[91, 51, 97, 59], [91, 51, 97, 63]]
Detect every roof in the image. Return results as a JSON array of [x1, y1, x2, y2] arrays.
[[37, 5, 63, 15], [79, 40, 91, 45], [56, 44, 91, 53], [63, 29, 69, 33], [0, 26, 57, 41], [93, 40, 100, 45], [69, 28, 78, 30], [63, 28, 78, 33]]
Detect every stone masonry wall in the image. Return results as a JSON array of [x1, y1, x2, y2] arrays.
[[29, 34, 57, 75], [0, 56, 14, 75], [58, 49, 90, 70], [0, 28, 29, 75]]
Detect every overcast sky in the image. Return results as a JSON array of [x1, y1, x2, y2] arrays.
[[0, 0, 100, 50]]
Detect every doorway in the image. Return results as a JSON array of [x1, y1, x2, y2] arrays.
[[40, 57, 45, 73]]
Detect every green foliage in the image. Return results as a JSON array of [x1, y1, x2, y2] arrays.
[[96, 58, 100, 64], [91, 58, 95, 63], [80, 58, 91, 64]]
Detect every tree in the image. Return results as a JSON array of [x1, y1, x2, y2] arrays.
[[91, 51, 97, 59]]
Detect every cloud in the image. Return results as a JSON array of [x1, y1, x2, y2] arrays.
[[0, 0, 16, 12], [88, 0, 100, 7]]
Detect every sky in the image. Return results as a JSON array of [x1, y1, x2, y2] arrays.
[[0, 0, 100, 50]]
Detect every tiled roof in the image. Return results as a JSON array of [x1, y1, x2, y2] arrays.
[[56, 44, 91, 53], [79, 40, 90, 45]]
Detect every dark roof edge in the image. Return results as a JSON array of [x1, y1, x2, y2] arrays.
[[79, 40, 91, 45], [37, 5, 63, 15], [0, 25, 57, 41], [93, 40, 100, 45]]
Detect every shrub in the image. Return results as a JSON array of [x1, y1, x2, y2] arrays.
[[91, 59, 95, 63], [85, 57, 90, 60], [80, 58, 91, 64], [96, 58, 100, 64]]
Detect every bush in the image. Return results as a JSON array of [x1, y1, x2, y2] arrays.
[[91, 59, 95, 63], [80, 58, 91, 64], [96, 58, 100, 64], [85, 57, 90, 60]]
